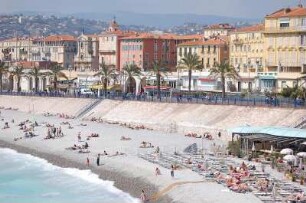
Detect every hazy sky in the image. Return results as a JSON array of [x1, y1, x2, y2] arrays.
[[1, 0, 303, 18]]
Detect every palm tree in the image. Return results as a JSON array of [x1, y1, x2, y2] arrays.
[[48, 64, 67, 91], [10, 66, 24, 92], [27, 66, 46, 93], [178, 52, 203, 91], [151, 60, 168, 98], [0, 61, 8, 92], [209, 60, 239, 99], [122, 64, 142, 93], [94, 61, 115, 97]]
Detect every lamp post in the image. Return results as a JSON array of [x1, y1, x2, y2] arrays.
[[247, 59, 251, 104], [68, 65, 72, 96]]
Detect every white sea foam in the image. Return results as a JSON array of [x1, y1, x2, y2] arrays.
[[0, 148, 140, 203]]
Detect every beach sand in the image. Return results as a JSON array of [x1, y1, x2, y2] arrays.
[[0, 109, 262, 203]]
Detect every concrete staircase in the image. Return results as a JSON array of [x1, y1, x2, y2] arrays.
[[75, 99, 103, 119]]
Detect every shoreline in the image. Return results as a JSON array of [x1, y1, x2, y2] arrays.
[[0, 139, 172, 203]]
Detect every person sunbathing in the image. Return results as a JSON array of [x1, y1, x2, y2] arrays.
[[14, 137, 23, 141], [109, 151, 126, 157], [91, 133, 99, 137], [79, 149, 90, 153], [121, 136, 131, 141], [3, 122, 9, 129], [140, 142, 154, 148]]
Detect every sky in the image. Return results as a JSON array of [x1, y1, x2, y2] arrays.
[[0, 0, 303, 18]]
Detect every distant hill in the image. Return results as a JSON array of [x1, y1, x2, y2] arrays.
[[71, 11, 260, 28]]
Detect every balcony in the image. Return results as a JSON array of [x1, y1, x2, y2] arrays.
[[233, 38, 243, 45], [99, 50, 116, 54], [264, 26, 306, 34]]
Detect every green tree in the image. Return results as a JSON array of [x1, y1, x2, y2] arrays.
[[94, 61, 116, 97], [151, 60, 168, 98], [27, 66, 46, 93], [281, 82, 306, 100], [178, 52, 203, 91], [48, 64, 67, 90], [122, 64, 141, 93], [10, 66, 24, 92], [0, 61, 8, 92], [209, 60, 239, 98]]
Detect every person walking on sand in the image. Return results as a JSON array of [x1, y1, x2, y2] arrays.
[[171, 165, 174, 178], [78, 132, 81, 142], [155, 167, 161, 176], [86, 157, 90, 167], [96, 154, 100, 166], [140, 190, 148, 202]]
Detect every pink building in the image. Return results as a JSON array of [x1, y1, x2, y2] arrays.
[[119, 33, 201, 71]]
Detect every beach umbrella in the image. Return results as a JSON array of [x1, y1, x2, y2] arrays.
[[280, 148, 293, 155], [283, 155, 297, 162], [252, 142, 255, 152], [297, 152, 306, 158], [183, 143, 198, 154]]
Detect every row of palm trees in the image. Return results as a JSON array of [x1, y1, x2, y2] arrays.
[[96, 53, 239, 99], [0, 53, 239, 98], [0, 62, 67, 93]]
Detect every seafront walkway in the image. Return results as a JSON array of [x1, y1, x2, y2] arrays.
[[0, 91, 304, 109]]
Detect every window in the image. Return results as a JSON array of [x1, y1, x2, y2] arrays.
[[281, 81, 287, 88], [301, 35, 306, 46], [208, 46, 210, 53], [279, 18, 290, 28]]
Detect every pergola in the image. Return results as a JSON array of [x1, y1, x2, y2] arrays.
[[229, 126, 306, 155]]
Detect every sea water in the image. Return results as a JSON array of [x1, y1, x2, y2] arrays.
[[0, 148, 139, 203]]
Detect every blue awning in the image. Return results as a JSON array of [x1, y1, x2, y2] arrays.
[[229, 126, 306, 139]]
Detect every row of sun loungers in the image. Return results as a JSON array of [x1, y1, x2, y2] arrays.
[[138, 149, 306, 202]]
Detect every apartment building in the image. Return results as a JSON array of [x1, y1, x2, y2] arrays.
[[264, 5, 306, 91], [177, 37, 229, 91], [229, 24, 265, 92], [99, 19, 135, 70], [32, 35, 77, 69], [204, 23, 235, 38], [0, 37, 32, 62]]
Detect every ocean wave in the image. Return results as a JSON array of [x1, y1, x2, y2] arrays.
[[0, 148, 140, 203]]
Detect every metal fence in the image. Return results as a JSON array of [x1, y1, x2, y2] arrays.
[[0, 91, 304, 109]]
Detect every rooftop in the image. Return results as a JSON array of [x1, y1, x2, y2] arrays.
[[266, 6, 306, 18], [229, 126, 306, 139], [233, 24, 264, 33], [178, 37, 228, 46], [205, 23, 235, 30], [40, 35, 76, 42]]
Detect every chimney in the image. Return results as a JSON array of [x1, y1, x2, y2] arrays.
[[298, 3, 303, 8], [284, 7, 291, 14]]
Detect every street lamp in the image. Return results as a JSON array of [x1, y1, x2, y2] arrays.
[[247, 59, 251, 104], [68, 65, 72, 95]]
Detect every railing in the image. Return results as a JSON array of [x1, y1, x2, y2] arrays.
[[0, 91, 304, 109]]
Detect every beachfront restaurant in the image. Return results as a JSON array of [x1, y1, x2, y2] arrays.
[[230, 126, 306, 155]]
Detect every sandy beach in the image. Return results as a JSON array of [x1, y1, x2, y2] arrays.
[[1, 96, 305, 202], [0, 108, 263, 203]]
